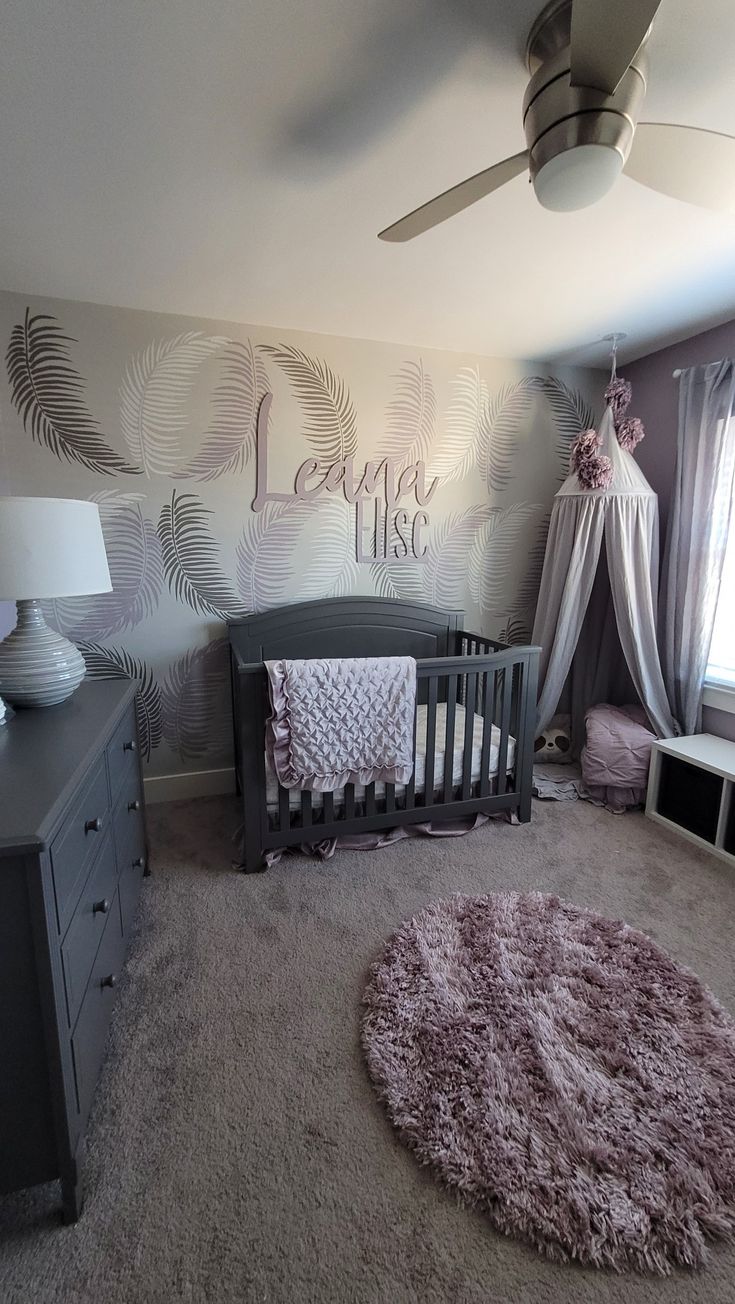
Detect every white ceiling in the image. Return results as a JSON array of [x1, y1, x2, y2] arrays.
[[2, 0, 735, 366]]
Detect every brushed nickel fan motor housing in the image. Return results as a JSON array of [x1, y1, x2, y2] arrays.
[[523, 0, 648, 189]]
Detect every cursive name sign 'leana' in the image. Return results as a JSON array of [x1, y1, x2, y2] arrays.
[[252, 393, 440, 563]]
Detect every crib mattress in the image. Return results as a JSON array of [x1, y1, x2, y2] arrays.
[[265, 702, 517, 812]]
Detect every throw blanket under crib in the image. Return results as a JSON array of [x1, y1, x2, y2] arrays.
[[265, 656, 417, 791]]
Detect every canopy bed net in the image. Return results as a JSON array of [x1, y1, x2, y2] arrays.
[[531, 379, 678, 810]]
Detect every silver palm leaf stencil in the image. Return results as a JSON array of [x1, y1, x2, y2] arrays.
[[378, 359, 436, 468], [260, 343, 358, 462], [173, 340, 269, 481], [6, 309, 141, 475], [161, 638, 232, 764], [76, 642, 163, 760], [157, 490, 244, 619], [50, 492, 164, 639], [429, 366, 489, 485], [120, 332, 226, 476]]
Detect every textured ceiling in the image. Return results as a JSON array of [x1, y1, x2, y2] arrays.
[[2, 0, 735, 365]]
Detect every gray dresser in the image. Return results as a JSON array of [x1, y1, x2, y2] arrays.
[[0, 680, 148, 1222]]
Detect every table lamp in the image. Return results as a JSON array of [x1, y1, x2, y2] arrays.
[[0, 496, 112, 708]]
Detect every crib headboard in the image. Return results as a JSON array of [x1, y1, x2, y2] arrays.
[[229, 597, 462, 666]]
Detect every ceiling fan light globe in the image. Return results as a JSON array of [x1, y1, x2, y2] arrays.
[[533, 143, 623, 211]]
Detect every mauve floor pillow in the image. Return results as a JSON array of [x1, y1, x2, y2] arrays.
[[581, 703, 656, 811], [362, 892, 735, 1273]]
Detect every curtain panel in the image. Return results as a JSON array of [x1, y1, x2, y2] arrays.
[[661, 360, 735, 735]]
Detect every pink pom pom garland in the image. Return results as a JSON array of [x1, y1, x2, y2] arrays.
[[578, 452, 613, 489], [570, 428, 613, 489], [605, 378, 632, 426], [617, 416, 645, 453]]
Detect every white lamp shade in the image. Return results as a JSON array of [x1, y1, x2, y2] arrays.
[[0, 497, 112, 599]]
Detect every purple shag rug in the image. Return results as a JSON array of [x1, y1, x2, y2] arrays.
[[362, 892, 735, 1274]]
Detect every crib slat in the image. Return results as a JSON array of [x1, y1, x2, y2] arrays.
[[300, 790, 313, 828], [365, 782, 376, 816], [462, 672, 477, 799], [424, 675, 438, 805], [405, 709, 417, 810], [496, 667, 512, 795], [385, 782, 396, 813], [443, 675, 457, 803], [279, 784, 290, 832], [323, 791, 334, 824], [345, 783, 355, 820], [479, 670, 494, 798]]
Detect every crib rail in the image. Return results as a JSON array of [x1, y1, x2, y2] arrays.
[[234, 641, 539, 865]]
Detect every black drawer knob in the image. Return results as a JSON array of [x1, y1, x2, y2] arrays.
[[101, 974, 118, 989], [133, 856, 145, 869], [85, 817, 103, 833], [128, 799, 141, 812], [123, 740, 137, 753], [93, 898, 110, 915]]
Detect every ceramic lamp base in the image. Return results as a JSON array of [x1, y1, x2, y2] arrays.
[[0, 599, 86, 707]]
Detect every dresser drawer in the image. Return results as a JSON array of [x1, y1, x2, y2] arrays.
[[113, 762, 145, 858], [61, 833, 119, 1028], [51, 762, 111, 930], [107, 703, 139, 803], [70, 889, 125, 1126], [119, 846, 146, 937]]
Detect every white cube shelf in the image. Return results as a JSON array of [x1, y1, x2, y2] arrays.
[[646, 734, 735, 866]]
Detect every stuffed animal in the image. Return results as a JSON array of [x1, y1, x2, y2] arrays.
[[534, 715, 573, 764]]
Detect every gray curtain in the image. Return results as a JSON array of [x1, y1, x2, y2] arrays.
[[605, 496, 677, 739], [661, 361, 735, 735], [533, 496, 606, 736]]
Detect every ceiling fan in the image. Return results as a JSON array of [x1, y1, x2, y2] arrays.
[[379, 0, 735, 241]]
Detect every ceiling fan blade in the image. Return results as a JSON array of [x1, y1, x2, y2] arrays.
[[625, 123, 735, 214], [570, 0, 662, 94], [378, 151, 528, 242]]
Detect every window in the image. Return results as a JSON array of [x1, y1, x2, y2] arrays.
[[707, 493, 735, 690]]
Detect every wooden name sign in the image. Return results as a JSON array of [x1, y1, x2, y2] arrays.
[[252, 393, 439, 563]]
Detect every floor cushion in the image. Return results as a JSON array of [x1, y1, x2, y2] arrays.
[[580, 703, 656, 813]]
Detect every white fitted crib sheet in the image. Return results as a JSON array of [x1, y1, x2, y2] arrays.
[[265, 702, 516, 812]]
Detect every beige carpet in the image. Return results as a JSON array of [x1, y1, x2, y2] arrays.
[[1, 795, 734, 1304]]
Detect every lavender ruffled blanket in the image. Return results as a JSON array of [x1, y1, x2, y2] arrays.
[[265, 656, 417, 792]]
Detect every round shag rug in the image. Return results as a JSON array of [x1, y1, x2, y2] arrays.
[[362, 892, 735, 1274]]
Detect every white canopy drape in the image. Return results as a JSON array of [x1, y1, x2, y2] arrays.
[[532, 406, 677, 741]]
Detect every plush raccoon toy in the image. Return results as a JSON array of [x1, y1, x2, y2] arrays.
[[534, 715, 573, 764]]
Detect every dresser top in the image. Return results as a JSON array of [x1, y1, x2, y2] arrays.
[[0, 680, 137, 855]]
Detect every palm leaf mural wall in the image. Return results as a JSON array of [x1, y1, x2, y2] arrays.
[[377, 359, 435, 467], [499, 616, 533, 645], [467, 502, 544, 616], [161, 639, 232, 764], [6, 308, 140, 474], [120, 331, 226, 476], [543, 376, 596, 479], [76, 643, 162, 761], [1, 292, 604, 783], [429, 366, 488, 484], [236, 500, 317, 612], [173, 340, 268, 481], [51, 493, 164, 639], [476, 376, 546, 493], [514, 510, 552, 615], [157, 490, 243, 619], [372, 506, 492, 610], [260, 344, 358, 462], [237, 498, 358, 612]]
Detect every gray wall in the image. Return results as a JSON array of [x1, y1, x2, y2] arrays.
[[0, 290, 602, 785]]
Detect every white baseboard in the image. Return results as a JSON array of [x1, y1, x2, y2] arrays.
[[143, 767, 236, 804]]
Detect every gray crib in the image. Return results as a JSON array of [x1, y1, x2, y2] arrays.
[[228, 597, 539, 872]]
